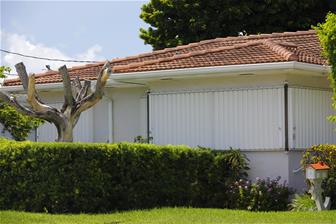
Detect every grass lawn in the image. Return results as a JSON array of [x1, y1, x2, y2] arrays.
[[1, 207, 335, 224]]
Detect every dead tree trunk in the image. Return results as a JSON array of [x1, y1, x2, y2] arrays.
[[0, 61, 111, 142]]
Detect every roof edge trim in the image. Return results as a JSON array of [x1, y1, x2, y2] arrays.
[[1, 62, 330, 92], [110, 62, 331, 81]]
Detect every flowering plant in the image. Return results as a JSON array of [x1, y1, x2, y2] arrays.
[[228, 176, 293, 211]]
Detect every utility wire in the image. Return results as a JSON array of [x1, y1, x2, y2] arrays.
[[0, 49, 102, 63]]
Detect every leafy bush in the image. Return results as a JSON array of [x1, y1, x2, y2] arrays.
[[301, 144, 336, 209], [290, 194, 317, 211], [228, 177, 293, 211], [0, 140, 248, 213], [0, 102, 43, 140], [314, 12, 336, 122], [0, 66, 44, 141]]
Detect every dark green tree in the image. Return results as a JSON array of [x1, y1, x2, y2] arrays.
[[315, 12, 336, 122], [140, 0, 336, 50], [0, 66, 43, 141]]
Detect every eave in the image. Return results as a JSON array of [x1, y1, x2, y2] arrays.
[[110, 61, 331, 82], [0, 62, 331, 93]]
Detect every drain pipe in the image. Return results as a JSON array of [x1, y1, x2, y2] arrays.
[[284, 82, 289, 151], [146, 89, 151, 143]]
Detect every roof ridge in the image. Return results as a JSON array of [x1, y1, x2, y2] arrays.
[[4, 70, 57, 84], [67, 61, 105, 72], [111, 30, 316, 64], [262, 40, 298, 61], [113, 41, 264, 72]]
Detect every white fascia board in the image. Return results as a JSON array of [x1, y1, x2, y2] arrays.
[[0, 79, 124, 93], [293, 62, 331, 73], [110, 62, 331, 82], [0, 82, 63, 93]]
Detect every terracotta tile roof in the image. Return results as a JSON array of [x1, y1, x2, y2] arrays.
[[309, 162, 330, 170], [3, 30, 327, 86]]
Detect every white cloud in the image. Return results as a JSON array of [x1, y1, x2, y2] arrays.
[[0, 31, 104, 74], [76, 44, 103, 61]]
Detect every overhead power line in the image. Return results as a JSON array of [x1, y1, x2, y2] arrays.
[[0, 49, 102, 63]]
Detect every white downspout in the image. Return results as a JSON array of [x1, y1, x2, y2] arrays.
[[108, 98, 113, 143]]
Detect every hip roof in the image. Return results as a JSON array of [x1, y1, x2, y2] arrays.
[[3, 30, 327, 86]]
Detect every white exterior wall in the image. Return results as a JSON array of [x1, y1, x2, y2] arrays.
[[23, 87, 147, 143], [288, 150, 306, 192], [92, 98, 112, 143], [245, 150, 306, 191], [244, 150, 289, 182], [0, 123, 15, 139], [106, 87, 147, 142], [150, 87, 284, 149]]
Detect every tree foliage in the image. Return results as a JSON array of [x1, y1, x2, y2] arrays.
[[0, 66, 10, 78], [314, 12, 336, 122], [0, 66, 43, 141], [0, 103, 42, 141], [140, 0, 336, 50]]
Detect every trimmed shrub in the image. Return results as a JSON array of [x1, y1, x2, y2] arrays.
[[0, 140, 248, 213], [228, 177, 293, 211], [301, 144, 336, 209]]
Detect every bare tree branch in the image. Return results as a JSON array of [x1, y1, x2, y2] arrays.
[[94, 61, 111, 98], [72, 76, 82, 99], [74, 61, 111, 116], [59, 65, 74, 108], [27, 74, 54, 114], [0, 91, 36, 116], [76, 80, 91, 101], [15, 62, 29, 92], [0, 91, 63, 125]]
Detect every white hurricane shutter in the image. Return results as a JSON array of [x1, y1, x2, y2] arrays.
[[289, 87, 336, 148], [150, 91, 212, 146], [150, 87, 284, 150], [212, 88, 284, 149]]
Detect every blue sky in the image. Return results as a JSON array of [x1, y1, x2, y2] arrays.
[[0, 0, 152, 73]]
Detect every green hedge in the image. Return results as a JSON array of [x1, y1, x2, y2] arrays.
[[0, 139, 248, 213], [302, 144, 336, 209]]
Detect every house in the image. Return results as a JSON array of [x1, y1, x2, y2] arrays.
[[1, 30, 335, 191]]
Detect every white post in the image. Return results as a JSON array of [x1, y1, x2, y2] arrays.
[[308, 179, 331, 211]]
